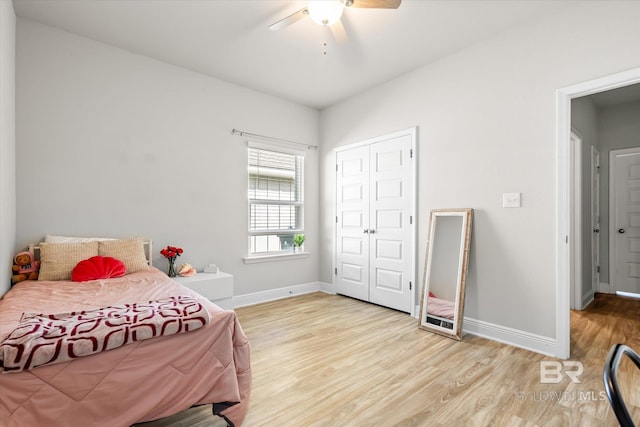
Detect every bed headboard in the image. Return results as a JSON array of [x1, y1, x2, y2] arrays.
[[28, 240, 154, 266]]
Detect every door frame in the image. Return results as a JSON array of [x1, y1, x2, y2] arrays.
[[569, 131, 599, 310], [609, 146, 640, 294], [591, 146, 601, 299], [569, 130, 583, 310], [556, 67, 640, 359], [333, 126, 418, 316]]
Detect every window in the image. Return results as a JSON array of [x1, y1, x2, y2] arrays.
[[248, 144, 304, 256]]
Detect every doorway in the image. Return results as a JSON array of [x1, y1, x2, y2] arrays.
[[557, 67, 640, 359]]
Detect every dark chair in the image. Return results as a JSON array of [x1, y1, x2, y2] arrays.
[[603, 343, 640, 427]]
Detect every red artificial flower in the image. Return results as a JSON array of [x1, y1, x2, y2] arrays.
[[161, 245, 183, 259]]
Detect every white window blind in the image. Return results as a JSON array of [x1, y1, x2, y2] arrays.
[[248, 146, 304, 255]]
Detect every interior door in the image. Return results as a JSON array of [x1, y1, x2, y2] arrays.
[[335, 146, 370, 302], [368, 136, 414, 312], [592, 146, 601, 294], [611, 147, 640, 295]]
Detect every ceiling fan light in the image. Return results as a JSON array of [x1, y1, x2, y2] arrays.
[[307, 1, 345, 27]]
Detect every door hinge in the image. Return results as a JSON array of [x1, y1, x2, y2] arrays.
[[410, 215, 413, 225], [565, 235, 569, 244], [336, 164, 338, 172], [597, 266, 600, 273], [335, 267, 338, 275], [409, 281, 412, 290], [410, 149, 413, 159], [336, 216, 338, 223]]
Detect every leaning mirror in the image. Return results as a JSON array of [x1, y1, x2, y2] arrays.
[[418, 208, 473, 340]]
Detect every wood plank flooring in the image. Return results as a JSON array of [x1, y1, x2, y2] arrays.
[[141, 292, 640, 427]]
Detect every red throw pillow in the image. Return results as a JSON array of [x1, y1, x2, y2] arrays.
[[72, 256, 126, 282], [429, 291, 436, 298]]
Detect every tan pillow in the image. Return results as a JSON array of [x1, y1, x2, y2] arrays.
[[98, 239, 149, 274], [38, 241, 100, 281]]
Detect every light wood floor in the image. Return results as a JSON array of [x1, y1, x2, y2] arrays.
[[142, 292, 640, 427]]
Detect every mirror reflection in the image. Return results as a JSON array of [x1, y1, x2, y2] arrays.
[[419, 209, 473, 340]]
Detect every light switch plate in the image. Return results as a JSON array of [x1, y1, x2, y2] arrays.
[[503, 192, 521, 208]]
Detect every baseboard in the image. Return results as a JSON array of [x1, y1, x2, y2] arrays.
[[234, 281, 335, 308], [581, 290, 595, 309], [463, 317, 558, 358], [599, 282, 611, 293]]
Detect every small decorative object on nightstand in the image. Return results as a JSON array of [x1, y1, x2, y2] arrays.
[[178, 263, 196, 277], [204, 263, 219, 274], [174, 271, 234, 310], [160, 245, 183, 278]]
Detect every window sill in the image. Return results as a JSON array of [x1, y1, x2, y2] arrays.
[[243, 252, 310, 264]]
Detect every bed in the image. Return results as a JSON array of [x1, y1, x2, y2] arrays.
[[0, 238, 251, 427]]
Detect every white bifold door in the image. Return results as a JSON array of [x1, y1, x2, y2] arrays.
[[335, 129, 416, 313]]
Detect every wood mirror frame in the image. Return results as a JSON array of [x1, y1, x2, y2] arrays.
[[418, 208, 473, 340]]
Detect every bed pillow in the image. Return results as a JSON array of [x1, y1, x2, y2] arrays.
[[71, 256, 126, 282], [38, 241, 100, 281], [45, 235, 116, 243], [98, 239, 149, 274]]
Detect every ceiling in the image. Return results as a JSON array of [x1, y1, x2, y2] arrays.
[[589, 83, 640, 108], [13, 0, 579, 110]]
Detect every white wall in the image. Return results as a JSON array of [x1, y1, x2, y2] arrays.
[[0, 1, 16, 295], [15, 19, 320, 296], [596, 98, 640, 286], [320, 2, 640, 345], [571, 96, 599, 304]]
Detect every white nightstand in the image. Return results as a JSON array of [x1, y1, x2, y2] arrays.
[[174, 272, 234, 310]]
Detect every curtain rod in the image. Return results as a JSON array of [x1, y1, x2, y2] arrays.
[[231, 129, 318, 150]]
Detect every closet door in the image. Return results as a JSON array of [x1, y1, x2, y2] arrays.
[[335, 130, 415, 314], [335, 145, 371, 302], [368, 135, 413, 312]]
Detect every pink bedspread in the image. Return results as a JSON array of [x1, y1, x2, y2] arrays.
[[0, 268, 251, 427]]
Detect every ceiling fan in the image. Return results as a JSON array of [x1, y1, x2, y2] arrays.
[[269, 0, 401, 42]]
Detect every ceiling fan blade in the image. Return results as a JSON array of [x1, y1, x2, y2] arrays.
[[330, 19, 349, 44], [268, 7, 308, 31], [346, 0, 401, 9]]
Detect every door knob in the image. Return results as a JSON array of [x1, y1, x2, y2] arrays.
[[369, 229, 376, 234], [363, 229, 370, 234], [618, 228, 625, 234], [593, 228, 600, 233]]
